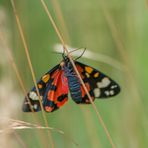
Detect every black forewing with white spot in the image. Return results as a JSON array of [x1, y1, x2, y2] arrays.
[[22, 64, 60, 112], [75, 61, 120, 100]]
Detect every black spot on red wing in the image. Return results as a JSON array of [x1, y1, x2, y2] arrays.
[[57, 94, 67, 102]]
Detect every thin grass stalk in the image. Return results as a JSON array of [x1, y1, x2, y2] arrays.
[[0, 118, 78, 147], [98, 0, 146, 145], [49, 3, 101, 146], [50, 0, 71, 44], [13, 132, 28, 148], [10, 0, 54, 147], [98, 0, 143, 106], [0, 33, 53, 148], [0, 25, 54, 148], [0, 30, 34, 114], [40, 0, 116, 147], [98, 0, 126, 60], [80, 106, 101, 147]]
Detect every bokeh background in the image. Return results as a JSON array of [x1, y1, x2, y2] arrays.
[[0, 0, 148, 148]]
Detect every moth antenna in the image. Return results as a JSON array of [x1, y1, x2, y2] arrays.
[[51, 51, 62, 55], [74, 48, 86, 60], [68, 47, 83, 54]]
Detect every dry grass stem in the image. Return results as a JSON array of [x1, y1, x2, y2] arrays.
[[0, 118, 64, 134], [0, 118, 78, 147], [51, 0, 71, 44], [40, 0, 116, 147], [10, 0, 54, 147], [0, 27, 52, 148]]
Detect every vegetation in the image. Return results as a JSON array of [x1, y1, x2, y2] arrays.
[[0, 0, 148, 147]]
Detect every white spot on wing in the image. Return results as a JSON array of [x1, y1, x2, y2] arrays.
[[24, 101, 30, 105], [33, 104, 38, 110], [105, 91, 110, 96], [29, 91, 39, 100], [94, 88, 101, 97], [97, 77, 111, 88], [111, 85, 117, 89], [105, 90, 115, 96], [110, 90, 114, 95]]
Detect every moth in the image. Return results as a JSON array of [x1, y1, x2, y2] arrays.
[[22, 52, 120, 112]]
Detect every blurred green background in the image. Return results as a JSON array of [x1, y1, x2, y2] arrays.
[[0, 0, 148, 148]]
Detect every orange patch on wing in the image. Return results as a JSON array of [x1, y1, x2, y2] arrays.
[[76, 64, 84, 73], [80, 82, 95, 103], [85, 66, 93, 74], [81, 82, 91, 97], [45, 106, 54, 112], [42, 74, 50, 83], [94, 72, 99, 78], [38, 84, 42, 89], [76, 64, 85, 79], [76, 65, 84, 73], [48, 90, 55, 101]]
